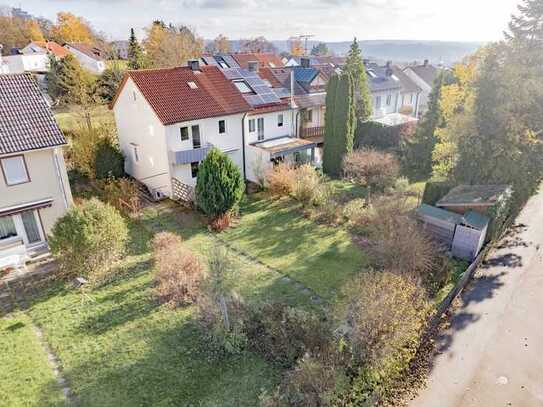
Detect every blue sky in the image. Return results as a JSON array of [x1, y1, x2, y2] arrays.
[[5, 0, 520, 42]]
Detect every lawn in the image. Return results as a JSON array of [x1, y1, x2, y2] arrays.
[[221, 195, 367, 301], [0, 312, 65, 407]]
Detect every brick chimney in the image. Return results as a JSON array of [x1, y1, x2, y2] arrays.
[[188, 59, 200, 71]]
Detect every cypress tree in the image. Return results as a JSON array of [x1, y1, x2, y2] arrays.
[[323, 73, 357, 176], [344, 38, 373, 121]]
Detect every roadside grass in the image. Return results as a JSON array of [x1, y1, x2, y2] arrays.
[[220, 195, 368, 301], [54, 105, 115, 134], [23, 210, 304, 406], [0, 312, 65, 407]]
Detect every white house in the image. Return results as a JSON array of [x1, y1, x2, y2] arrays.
[[403, 60, 440, 115], [0, 73, 73, 263], [391, 66, 422, 117], [2, 53, 49, 74], [111, 61, 315, 201], [64, 43, 106, 75]]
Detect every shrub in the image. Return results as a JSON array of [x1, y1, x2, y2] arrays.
[[267, 163, 297, 197], [342, 198, 367, 224], [98, 177, 139, 215], [152, 232, 204, 307], [292, 165, 331, 208], [69, 123, 116, 178], [49, 198, 128, 284], [344, 271, 431, 403], [195, 148, 245, 218], [95, 138, 125, 180], [245, 302, 331, 368], [342, 148, 399, 190], [208, 212, 233, 232]]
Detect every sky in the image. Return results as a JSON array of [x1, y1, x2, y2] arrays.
[[5, 0, 521, 42]]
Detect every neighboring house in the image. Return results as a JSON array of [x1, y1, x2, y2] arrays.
[[64, 43, 107, 74], [0, 73, 73, 261], [0, 57, 10, 74], [22, 41, 69, 59], [111, 60, 315, 201], [284, 55, 345, 68], [111, 40, 129, 60], [403, 60, 440, 115], [391, 65, 422, 117], [230, 52, 284, 69], [2, 50, 49, 74], [365, 62, 402, 119]]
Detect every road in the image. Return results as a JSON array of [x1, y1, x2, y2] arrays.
[[410, 188, 543, 407]]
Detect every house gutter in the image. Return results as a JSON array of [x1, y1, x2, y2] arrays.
[[241, 112, 248, 183]]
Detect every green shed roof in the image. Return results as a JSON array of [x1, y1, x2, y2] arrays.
[[463, 210, 490, 231], [437, 185, 511, 207], [417, 204, 464, 225]]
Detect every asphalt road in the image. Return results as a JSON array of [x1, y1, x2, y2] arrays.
[[410, 189, 543, 407]]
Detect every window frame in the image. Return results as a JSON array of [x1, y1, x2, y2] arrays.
[[257, 117, 265, 141], [180, 126, 189, 141], [375, 96, 382, 109], [218, 119, 226, 135], [132, 146, 140, 163], [277, 114, 284, 127], [248, 119, 256, 133], [386, 94, 392, 106], [1, 155, 30, 186], [191, 162, 199, 178]]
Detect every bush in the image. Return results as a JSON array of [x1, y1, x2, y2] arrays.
[[344, 271, 431, 403], [195, 148, 245, 218], [208, 212, 233, 232], [98, 177, 139, 215], [292, 165, 331, 208], [69, 123, 116, 178], [267, 163, 297, 197], [342, 148, 399, 190], [95, 138, 125, 180], [245, 302, 331, 368], [152, 232, 204, 307], [49, 198, 128, 284]]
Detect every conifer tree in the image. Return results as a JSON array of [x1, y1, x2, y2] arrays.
[[506, 0, 543, 46], [127, 28, 146, 70], [343, 38, 373, 121]]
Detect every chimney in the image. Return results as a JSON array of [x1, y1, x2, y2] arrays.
[[300, 57, 310, 68], [248, 61, 258, 72], [188, 59, 200, 71], [423, 59, 429, 67]]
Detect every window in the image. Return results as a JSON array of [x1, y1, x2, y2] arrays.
[[180, 127, 189, 141], [257, 118, 264, 141], [191, 162, 199, 178], [249, 119, 256, 133], [233, 80, 253, 94], [411, 94, 415, 104], [1, 155, 29, 186], [0, 216, 17, 241], [386, 94, 392, 106], [132, 146, 140, 162], [277, 114, 284, 127], [187, 81, 198, 89], [218, 120, 226, 134], [305, 109, 313, 123], [132, 91, 137, 101], [192, 125, 201, 148], [375, 96, 382, 109]]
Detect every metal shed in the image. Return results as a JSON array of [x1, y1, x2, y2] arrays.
[[417, 204, 463, 246], [452, 211, 490, 261]]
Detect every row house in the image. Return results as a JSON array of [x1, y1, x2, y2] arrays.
[[0, 73, 73, 262], [111, 60, 316, 201], [403, 60, 440, 115]]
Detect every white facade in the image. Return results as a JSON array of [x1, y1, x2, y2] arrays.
[[371, 89, 401, 119], [398, 91, 421, 117], [2, 54, 49, 74], [64, 44, 106, 75], [403, 67, 433, 115]]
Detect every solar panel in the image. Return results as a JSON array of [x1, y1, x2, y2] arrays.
[[261, 94, 279, 104], [202, 56, 218, 66]]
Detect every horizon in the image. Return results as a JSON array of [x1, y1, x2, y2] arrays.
[[4, 0, 519, 43]]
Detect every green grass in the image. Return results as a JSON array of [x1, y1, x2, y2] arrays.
[[15, 201, 315, 406], [221, 196, 367, 301], [54, 105, 115, 134], [0, 312, 65, 407]]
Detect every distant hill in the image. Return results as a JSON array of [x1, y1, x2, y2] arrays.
[[228, 39, 484, 66]]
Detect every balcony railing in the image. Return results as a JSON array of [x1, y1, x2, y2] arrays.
[[170, 144, 213, 165], [300, 126, 325, 140]]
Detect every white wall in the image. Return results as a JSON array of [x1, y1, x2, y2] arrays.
[[404, 68, 432, 115], [245, 145, 272, 184], [65, 45, 106, 75], [3, 54, 49, 73], [371, 89, 401, 119], [245, 109, 293, 145], [113, 77, 171, 196], [166, 112, 246, 187], [399, 91, 420, 117]]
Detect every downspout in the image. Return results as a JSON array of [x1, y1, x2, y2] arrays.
[[241, 112, 248, 183]]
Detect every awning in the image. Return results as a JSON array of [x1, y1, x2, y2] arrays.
[[251, 136, 316, 159], [0, 198, 53, 217]]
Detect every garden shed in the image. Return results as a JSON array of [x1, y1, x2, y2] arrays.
[[417, 204, 463, 246], [452, 211, 490, 261], [437, 184, 512, 215]]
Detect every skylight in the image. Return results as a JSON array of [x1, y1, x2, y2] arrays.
[[233, 80, 253, 94], [187, 81, 198, 89]]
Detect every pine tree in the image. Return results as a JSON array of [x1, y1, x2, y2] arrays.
[[323, 73, 357, 176], [343, 38, 373, 121], [127, 28, 146, 70], [506, 0, 543, 45]]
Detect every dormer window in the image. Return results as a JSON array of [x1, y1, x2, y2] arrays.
[[233, 80, 253, 94], [187, 81, 198, 89]]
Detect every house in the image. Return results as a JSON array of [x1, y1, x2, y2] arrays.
[[22, 41, 70, 60], [110, 60, 315, 201], [436, 185, 512, 215], [365, 62, 403, 119], [230, 52, 284, 69], [391, 65, 422, 117], [403, 60, 440, 115], [284, 55, 345, 68], [64, 43, 107, 74], [0, 73, 73, 261]]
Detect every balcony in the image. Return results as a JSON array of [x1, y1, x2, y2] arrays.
[[300, 126, 325, 144], [170, 144, 213, 165]]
